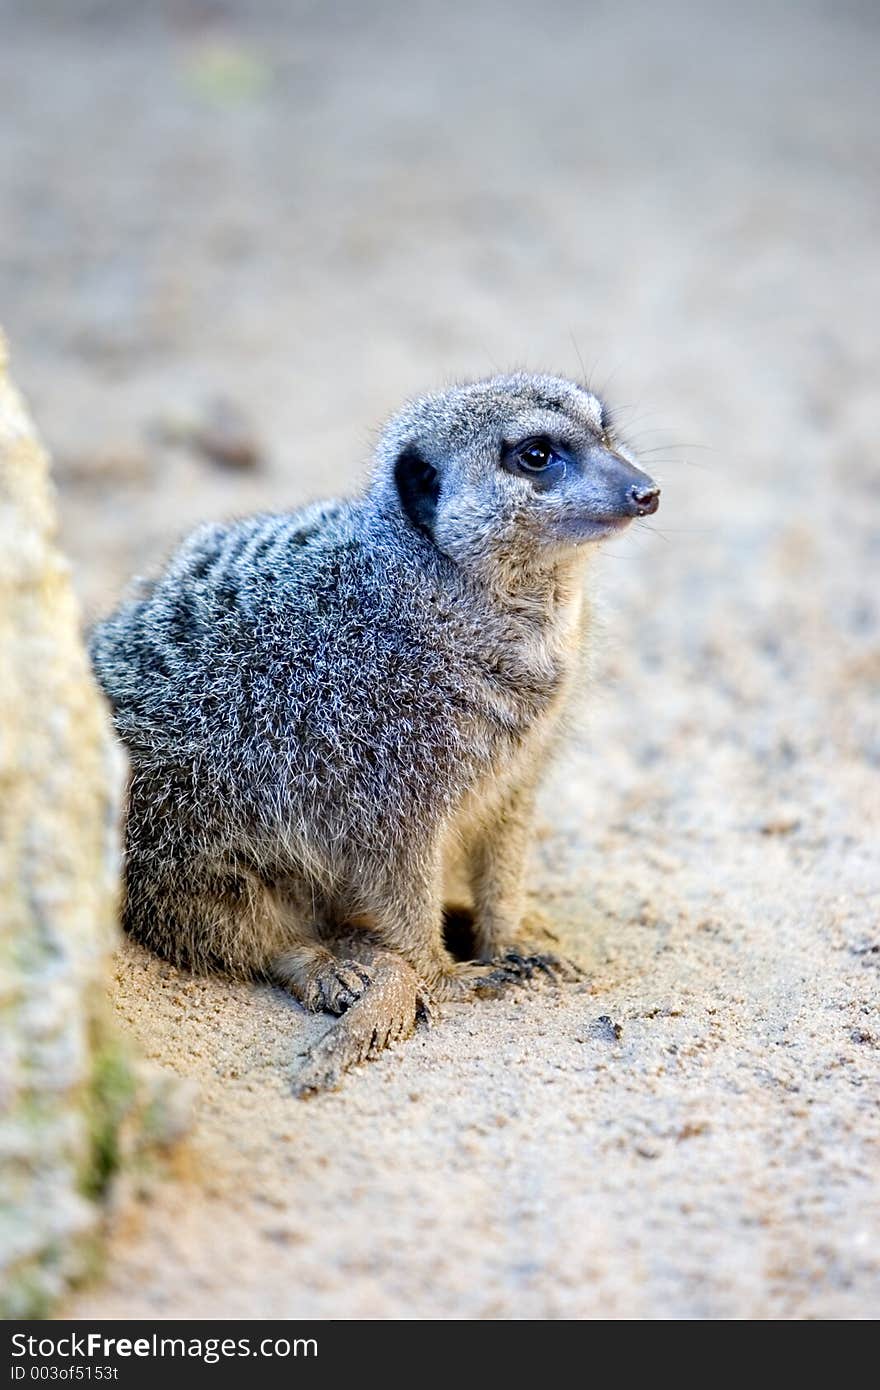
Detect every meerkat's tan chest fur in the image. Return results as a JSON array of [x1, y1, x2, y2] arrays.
[[442, 565, 589, 898]]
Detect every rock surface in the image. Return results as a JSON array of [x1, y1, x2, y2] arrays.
[[0, 334, 121, 1316]]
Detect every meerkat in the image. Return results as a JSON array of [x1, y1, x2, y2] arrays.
[[90, 372, 659, 1038]]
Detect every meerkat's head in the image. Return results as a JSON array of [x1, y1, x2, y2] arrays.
[[372, 372, 659, 572]]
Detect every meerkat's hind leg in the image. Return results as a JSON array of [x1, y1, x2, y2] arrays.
[[468, 787, 586, 986]]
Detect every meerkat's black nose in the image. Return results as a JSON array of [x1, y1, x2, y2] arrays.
[[628, 483, 660, 516]]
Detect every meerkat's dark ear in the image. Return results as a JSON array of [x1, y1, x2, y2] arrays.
[[394, 445, 440, 537]]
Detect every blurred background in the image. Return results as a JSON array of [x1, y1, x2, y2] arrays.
[[2, 0, 878, 1319], [2, 0, 875, 621]]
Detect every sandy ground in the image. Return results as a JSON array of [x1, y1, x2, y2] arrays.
[[2, 0, 878, 1318]]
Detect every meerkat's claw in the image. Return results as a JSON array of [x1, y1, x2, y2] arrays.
[[497, 948, 585, 985], [317, 959, 374, 1014], [506, 951, 551, 980], [415, 987, 435, 1027]]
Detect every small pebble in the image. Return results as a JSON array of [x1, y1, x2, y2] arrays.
[[588, 1015, 623, 1043]]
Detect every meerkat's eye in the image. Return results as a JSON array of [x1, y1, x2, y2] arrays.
[[513, 438, 559, 472], [501, 436, 566, 485]]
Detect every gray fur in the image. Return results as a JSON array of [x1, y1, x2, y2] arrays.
[[90, 372, 658, 1011]]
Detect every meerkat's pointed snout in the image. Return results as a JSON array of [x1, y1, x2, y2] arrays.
[[577, 446, 661, 531]]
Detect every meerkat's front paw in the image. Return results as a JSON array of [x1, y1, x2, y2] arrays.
[[292, 953, 431, 1097], [304, 958, 374, 1014]]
